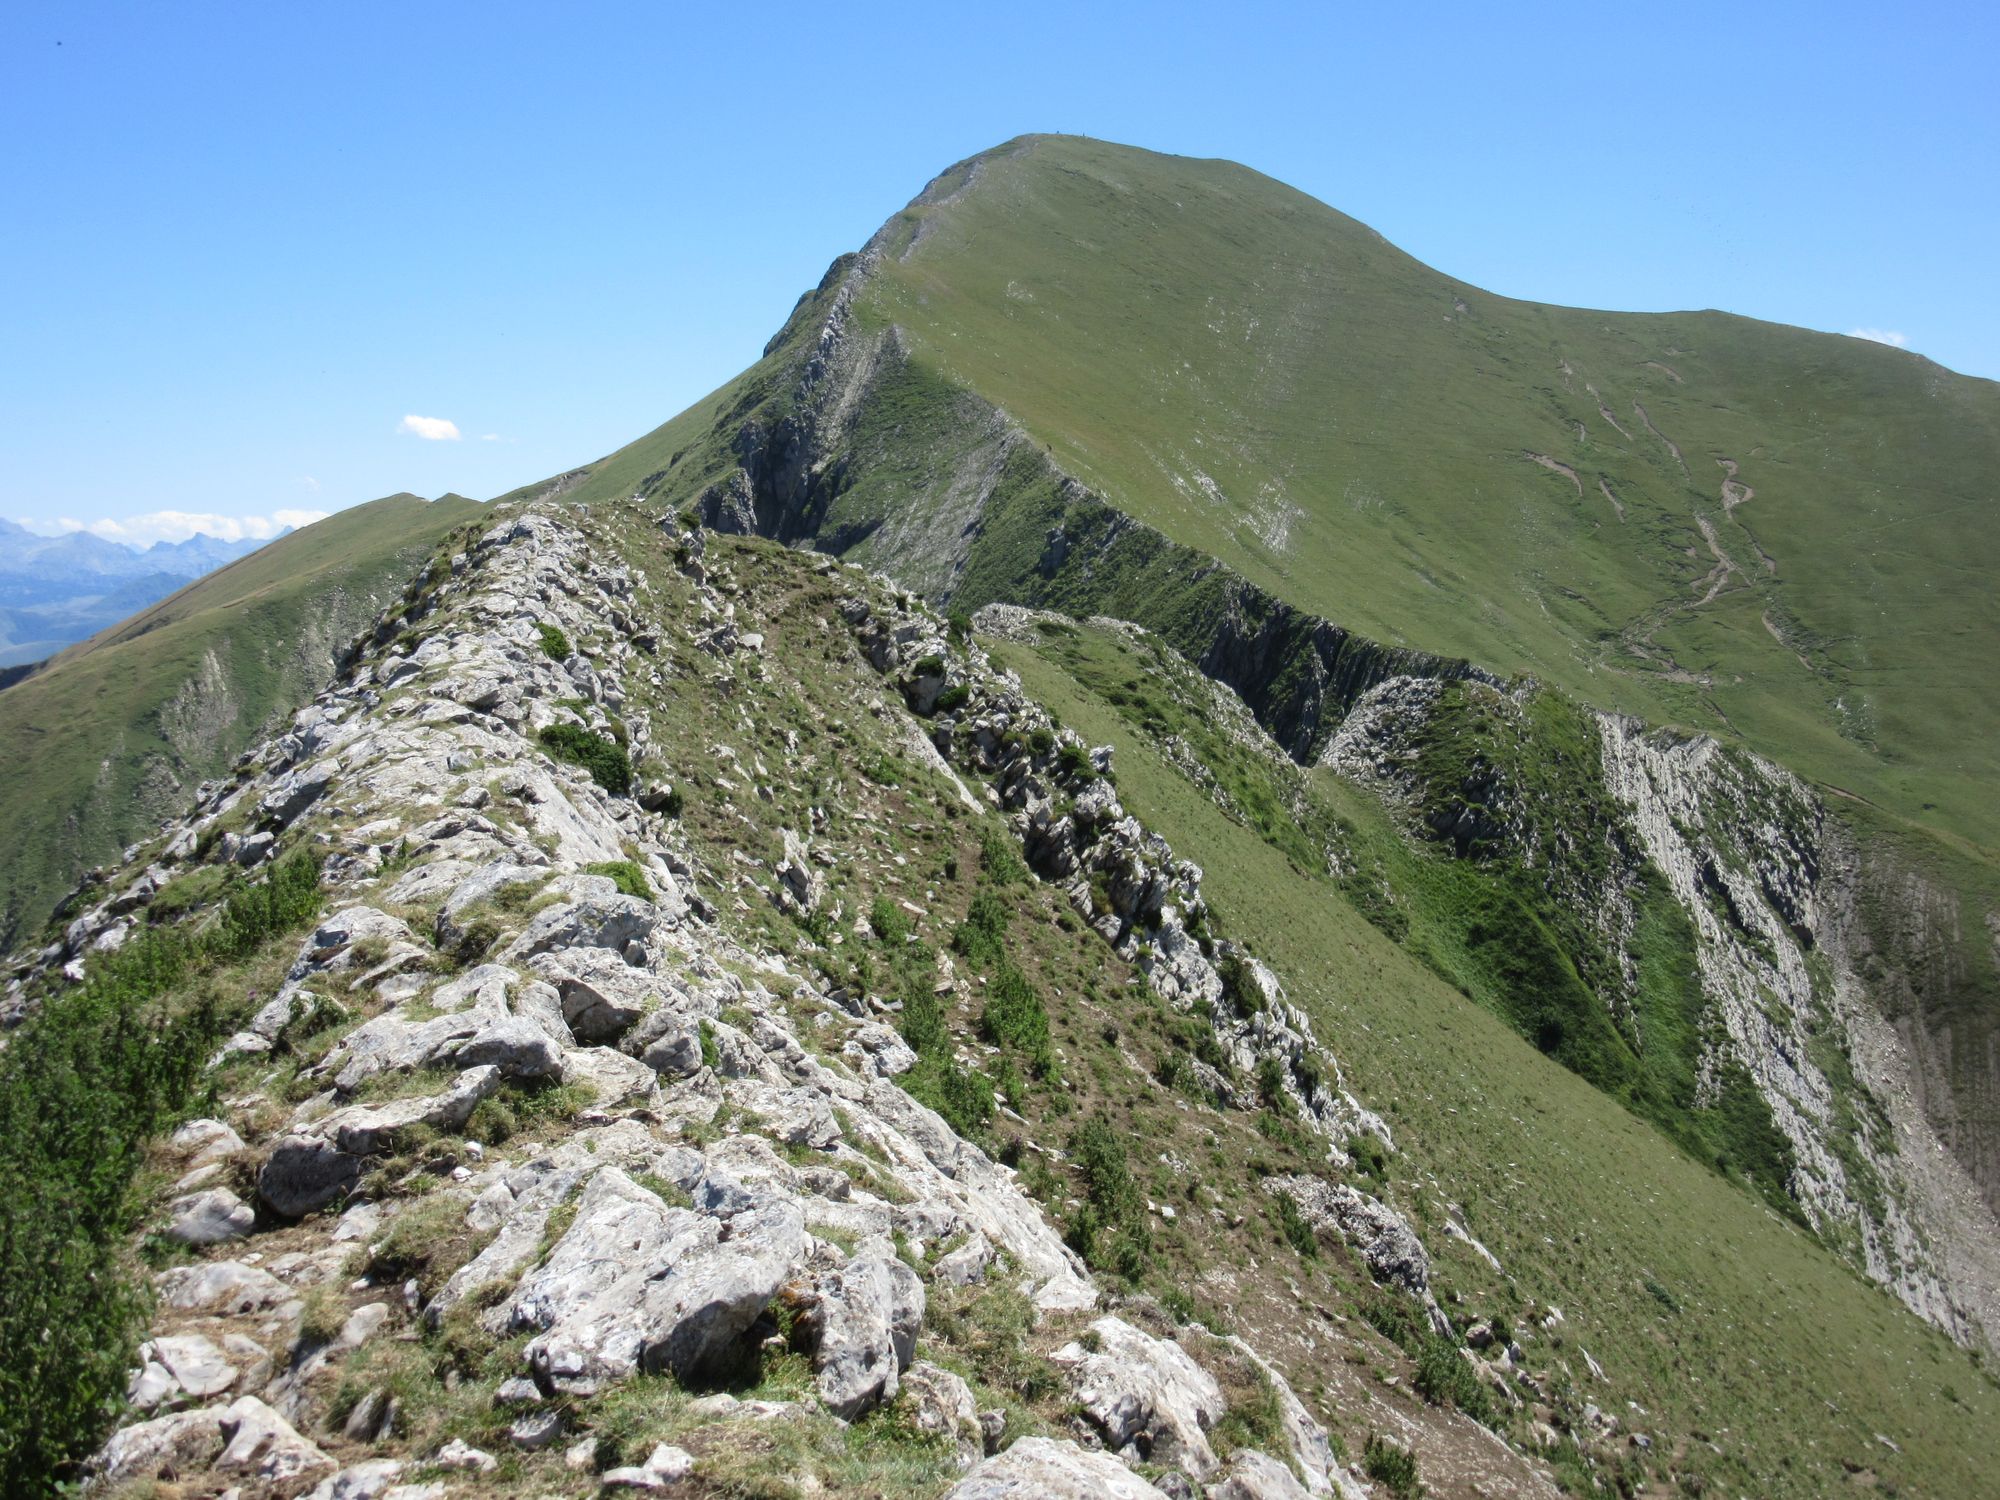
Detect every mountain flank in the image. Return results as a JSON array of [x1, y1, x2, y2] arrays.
[[3, 136, 1999, 1499]]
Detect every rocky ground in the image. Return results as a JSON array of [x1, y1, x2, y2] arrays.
[[14, 501, 1617, 1498]]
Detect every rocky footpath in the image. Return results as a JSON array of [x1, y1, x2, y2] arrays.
[[57, 508, 1405, 1498]]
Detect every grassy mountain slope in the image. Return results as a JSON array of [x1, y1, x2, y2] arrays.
[[0, 493, 482, 953], [986, 615, 2000, 1498], [860, 137, 2000, 854], [498, 136, 2000, 1242]]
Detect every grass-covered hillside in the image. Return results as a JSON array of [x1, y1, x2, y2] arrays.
[[0, 493, 483, 955], [548, 134, 2000, 858], [494, 135, 2000, 1256]]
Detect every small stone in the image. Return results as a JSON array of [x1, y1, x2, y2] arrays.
[[509, 1410, 565, 1451], [431, 1438, 497, 1473]]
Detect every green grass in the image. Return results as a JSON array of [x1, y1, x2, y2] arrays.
[[0, 493, 483, 953]]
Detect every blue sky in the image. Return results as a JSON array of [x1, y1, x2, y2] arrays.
[[3, 1, 1994, 543]]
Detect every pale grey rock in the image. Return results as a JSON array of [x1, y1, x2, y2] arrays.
[[602, 1441, 695, 1488], [1051, 1317, 1224, 1479], [167, 1186, 256, 1246], [215, 1395, 335, 1485], [159, 1259, 291, 1315], [944, 1436, 1172, 1498], [129, 1334, 239, 1409], [509, 1409, 565, 1450], [262, 761, 337, 827], [318, 1065, 503, 1155], [1206, 1451, 1312, 1500], [902, 1360, 981, 1468], [504, 888, 658, 960], [304, 1459, 406, 1500], [810, 1240, 925, 1418], [933, 1232, 992, 1286], [507, 1165, 805, 1393], [532, 945, 664, 1042], [96, 1404, 227, 1482], [294, 907, 415, 976], [435, 863, 546, 949], [172, 1116, 247, 1165], [431, 1437, 498, 1472], [1261, 1177, 1443, 1331], [559, 1045, 659, 1107]]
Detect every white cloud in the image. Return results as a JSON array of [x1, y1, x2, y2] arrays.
[[1846, 327, 1909, 348], [479, 432, 502, 442], [398, 414, 462, 441], [298, 476, 321, 492]]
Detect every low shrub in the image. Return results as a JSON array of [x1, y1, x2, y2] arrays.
[[535, 622, 572, 660], [1363, 1433, 1422, 1498], [0, 850, 323, 1493], [538, 723, 632, 796]]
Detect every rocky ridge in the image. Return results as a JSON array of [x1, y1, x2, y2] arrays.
[[41, 505, 1490, 1498]]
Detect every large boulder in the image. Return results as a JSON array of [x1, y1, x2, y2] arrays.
[[506, 1166, 805, 1393], [1207, 1450, 1313, 1500], [807, 1239, 925, 1419], [530, 946, 668, 1043], [258, 1136, 362, 1219], [944, 1436, 1172, 1499], [1050, 1317, 1225, 1479], [317, 1065, 503, 1156], [166, 1187, 256, 1246]]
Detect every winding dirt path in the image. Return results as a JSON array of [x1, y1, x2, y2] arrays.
[[1597, 477, 1626, 522], [1718, 457, 1755, 512]]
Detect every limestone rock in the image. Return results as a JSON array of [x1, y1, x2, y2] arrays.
[[808, 1239, 926, 1418], [1051, 1317, 1224, 1479], [167, 1186, 256, 1246], [944, 1436, 1173, 1498]]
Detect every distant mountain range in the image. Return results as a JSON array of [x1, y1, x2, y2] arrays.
[[0, 520, 279, 666]]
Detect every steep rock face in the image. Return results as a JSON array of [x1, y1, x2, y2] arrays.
[[61, 506, 1404, 1500], [1318, 665, 2000, 1348], [1599, 719, 2000, 1349]]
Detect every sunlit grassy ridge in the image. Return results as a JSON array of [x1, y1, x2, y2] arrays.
[[0, 493, 482, 951]]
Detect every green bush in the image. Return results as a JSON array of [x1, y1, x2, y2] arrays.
[[1275, 1191, 1318, 1259], [0, 850, 322, 1494], [977, 822, 1027, 886], [1413, 1334, 1493, 1424], [869, 895, 911, 945], [1066, 1117, 1151, 1276], [1363, 1433, 1422, 1498], [535, 621, 572, 660], [538, 723, 632, 796], [946, 609, 973, 643], [933, 682, 971, 716]]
